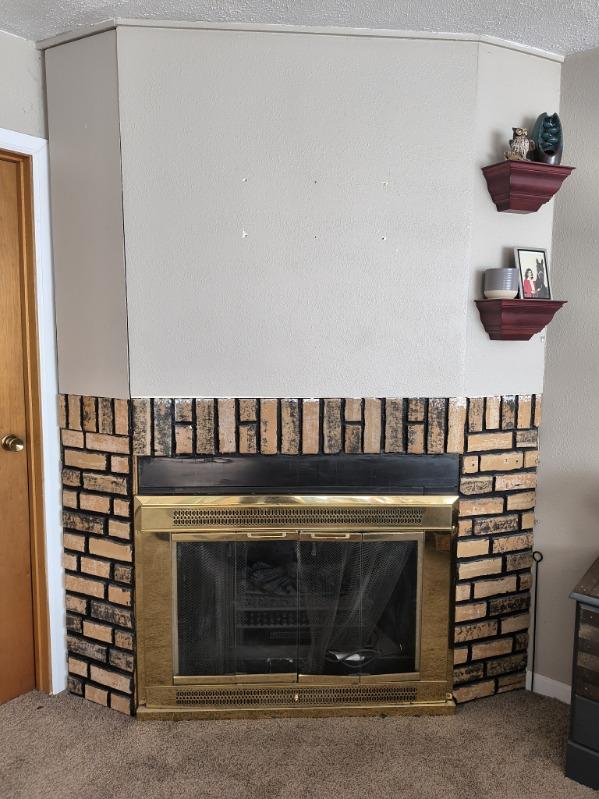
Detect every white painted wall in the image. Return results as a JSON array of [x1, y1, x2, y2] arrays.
[[0, 30, 45, 138], [534, 47, 599, 689], [45, 31, 130, 399], [114, 27, 561, 398]]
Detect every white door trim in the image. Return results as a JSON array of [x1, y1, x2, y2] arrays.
[[0, 126, 65, 693]]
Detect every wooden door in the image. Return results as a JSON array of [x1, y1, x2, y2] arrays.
[[0, 151, 44, 702]]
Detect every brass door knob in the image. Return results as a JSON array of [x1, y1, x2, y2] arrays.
[[1, 434, 25, 452]]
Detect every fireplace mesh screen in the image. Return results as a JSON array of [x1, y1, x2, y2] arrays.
[[172, 507, 425, 527]]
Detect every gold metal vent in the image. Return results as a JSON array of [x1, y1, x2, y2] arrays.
[[172, 506, 425, 528], [175, 684, 419, 707]]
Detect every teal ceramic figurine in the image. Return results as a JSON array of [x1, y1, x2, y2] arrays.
[[532, 112, 563, 165]]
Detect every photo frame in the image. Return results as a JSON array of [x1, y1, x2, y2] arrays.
[[513, 247, 552, 300]]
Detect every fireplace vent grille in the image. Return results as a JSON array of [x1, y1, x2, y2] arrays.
[[175, 684, 419, 707], [172, 506, 425, 528]]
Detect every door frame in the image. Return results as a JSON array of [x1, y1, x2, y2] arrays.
[[0, 127, 63, 694]]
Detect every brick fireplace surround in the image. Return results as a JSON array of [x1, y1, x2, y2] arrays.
[[59, 394, 540, 715]]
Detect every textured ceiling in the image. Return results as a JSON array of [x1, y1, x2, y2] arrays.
[[0, 0, 598, 53]]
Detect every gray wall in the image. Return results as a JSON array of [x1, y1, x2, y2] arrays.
[[45, 31, 130, 398], [0, 30, 45, 138], [534, 47, 599, 688]]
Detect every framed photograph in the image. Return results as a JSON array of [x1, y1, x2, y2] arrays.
[[513, 247, 552, 300]]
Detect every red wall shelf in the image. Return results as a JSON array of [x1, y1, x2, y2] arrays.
[[482, 160, 574, 213], [476, 299, 567, 340]]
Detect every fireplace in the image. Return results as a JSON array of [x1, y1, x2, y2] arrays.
[[134, 455, 458, 718]]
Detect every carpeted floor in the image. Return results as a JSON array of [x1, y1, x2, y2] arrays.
[[0, 690, 594, 799]]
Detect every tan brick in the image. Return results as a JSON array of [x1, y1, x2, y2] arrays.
[[65, 574, 105, 598], [344, 398, 362, 422], [281, 399, 300, 454], [473, 514, 519, 536], [455, 583, 471, 602], [485, 397, 500, 430], [89, 538, 132, 563], [58, 394, 67, 428], [534, 394, 542, 427], [79, 493, 111, 514], [458, 557, 502, 580], [520, 573, 533, 590], [516, 429, 538, 448], [61, 429, 84, 448], [62, 467, 81, 486], [506, 551, 533, 571], [63, 552, 78, 571], [462, 455, 478, 474], [82, 473, 128, 495], [385, 398, 404, 452], [90, 665, 132, 694], [501, 396, 516, 430], [501, 613, 529, 634], [239, 424, 257, 454], [468, 398, 484, 432], [110, 693, 132, 715], [322, 398, 341, 454], [495, 472, 537, 492], [175, 425, 193, 455], [427, 398, 447, 454], [479, 451, 523, 472], [473, 575, 518, 599], [446, 397, 466, 453], [80, 557, 111, 579], [238, 399, 257, 422], [132, 398, 152, 455], [81, 396, 97, 432], [113, 499, 130, 518], [108, 519, 131, 540], [457, 538, 490, 558], [453, 647, 469, 665], [64, 532, 85, 552], [524, 450, 539, 468], [489, 593, 530, 615], [174, 398, 193, 423], [86, 433, 130, 454], [83, 620, 113, 643], [153, 398, 173, 456], [507, 491, 536, 511], [108, 585, 132, 606], [111, 456, 130, 474], [302, 399, 320, 454], [67, 395, 82, 430], [344, 424, 361, 454], [487, 652, 527, 677], [62, 489, 78, 509], [114, 399, 129, 436], [497, 674, 526, 693], [113, 565, 132, 584], [493, 532, 533, 554], [260, 398, 279, 455], [455, 601, 487, 622], [467, 432, 513, 452], [195, 399, 215, 454], [460, 476, 493, 495], [68, 657, 88, 678], [454, 619, 498, 643], [458, 519, 473, 537], [65, 594, 87, 614], [363, 398, 382, 453], [471, 638, 513, 660], [218, 398, 236, 453], [407, 422, 425, 453], [453, 680, 495, 703], [63, 510, 104, 535], [97, 398, 113, 434], [407, 398, 425, 422], [520, 511, 535, 530], [85, 684, 108, 706], [517, 395, 532, 429], [64, 449, 107, 471], [454, 663, 485, 684], [459, 497, 504, 517], [115, 630, 134, 650]]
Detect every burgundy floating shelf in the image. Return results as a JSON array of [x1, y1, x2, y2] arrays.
[[482, 160, 574, 213], [476, 299, 567, 340]]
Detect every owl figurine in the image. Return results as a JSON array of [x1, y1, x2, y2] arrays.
[[505, 127, 535, 161]]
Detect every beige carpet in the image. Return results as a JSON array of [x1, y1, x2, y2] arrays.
[[0, 690, 594, 799]]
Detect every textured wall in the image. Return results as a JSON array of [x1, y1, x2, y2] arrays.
[[0, 30, 45, 138], [534, 47, 599, 689]]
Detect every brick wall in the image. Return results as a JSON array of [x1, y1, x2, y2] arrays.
[[60, 393, 541, 713]]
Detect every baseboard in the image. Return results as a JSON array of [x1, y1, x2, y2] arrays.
[[526, 670, 572, 704]]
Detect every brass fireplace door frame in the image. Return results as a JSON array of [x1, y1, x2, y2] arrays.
[[135, 494, 457, 718]]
